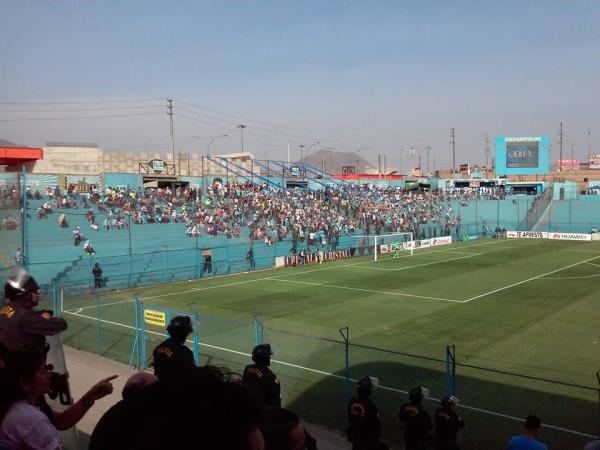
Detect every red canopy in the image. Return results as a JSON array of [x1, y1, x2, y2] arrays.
[[0, 147, 43, 165]]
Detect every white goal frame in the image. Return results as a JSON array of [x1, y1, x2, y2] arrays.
[[354, 232, 415, 261]]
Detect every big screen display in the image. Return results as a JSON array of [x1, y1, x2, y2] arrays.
[[495, 136, 549, 175], [506, 139, 539, 168]]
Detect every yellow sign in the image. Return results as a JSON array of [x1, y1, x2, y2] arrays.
[[144, 309, 166, 327]]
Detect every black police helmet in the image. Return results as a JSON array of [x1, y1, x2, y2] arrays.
[[251, 343, 272, 366], [4, 267, 40, 300], [167, 315, 193, 341], [409, 386, 424, 403], [441, 395, 457, 409], [357, 376, 379, 394]]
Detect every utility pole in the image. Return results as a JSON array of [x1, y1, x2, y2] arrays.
[[298, 144, 306, 164], [237, 124, 247, 153], [485, 133, 490, 178], [410, 147, 415, 175], [450, 128, 456, 174], [559, 122, 563, 172], [378, 154, 381, 178], [384, 155, 387, 179], [588, 130, 591, 159], [167, 99, 176, 174]]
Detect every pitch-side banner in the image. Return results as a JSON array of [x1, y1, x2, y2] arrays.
[[430, 236, 452, 246], [548, 232, 591, 241], [507, 231, 547, 239]]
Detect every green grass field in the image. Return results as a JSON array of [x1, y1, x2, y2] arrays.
[[56, 238, 600, 450]]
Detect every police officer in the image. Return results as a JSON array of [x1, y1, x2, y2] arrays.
[[242, 343, 281, 408], [434, 396, 464, 450], [0, 267, 67, 355], [92, 263, 103, 289], [152, 315, 196, 381], [347, 376, 383, 450], [398, 386, 433, 450]]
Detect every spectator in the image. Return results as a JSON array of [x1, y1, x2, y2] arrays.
[[152, 315, 196, 381], [0, 347, 117, 450], [243, 343, 281, 409], [434, 396, 464, 450], [508, 415, 547, 450], [399, 386, 433, 450], [72, 226, 82, 246], [95, 366, 265, 450], [347, 376, 386, 450], [0, 268, 67, 355], [585, 437, 600, 450], [261, 407, 318, 450], [92, 263, 103, 289], [89, 372, 158, 450], [84, 240, 95, 255], [14, 248, 23, 265]]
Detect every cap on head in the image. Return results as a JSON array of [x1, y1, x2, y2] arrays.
[[167, 315, 193, 341], [252, 343, 272, 366], [4, 267, 40, 300]]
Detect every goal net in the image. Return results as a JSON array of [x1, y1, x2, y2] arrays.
[[350, 232, 414, 261]]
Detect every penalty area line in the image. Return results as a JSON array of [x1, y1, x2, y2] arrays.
[[62, 309, 596, 439], [463, 255, 600, 303], [267, 278, 462, 303]]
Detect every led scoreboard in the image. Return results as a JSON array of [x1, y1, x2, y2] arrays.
[[495, 136, 550, 175]]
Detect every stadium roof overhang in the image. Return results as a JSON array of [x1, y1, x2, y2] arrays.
[[0, 147, 44, 165]]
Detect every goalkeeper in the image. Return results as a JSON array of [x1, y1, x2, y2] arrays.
[[392, 242, 401, 259]]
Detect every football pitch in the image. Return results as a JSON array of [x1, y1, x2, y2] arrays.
[[57, 238, 600, 450]]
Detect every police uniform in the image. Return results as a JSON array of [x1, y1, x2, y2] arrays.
[[92, 264, 103, 288], [399, 402, 433, 450], [242, 363, 281, 408], [434, 406, 464, 450], [0, 301, 67, 354], [347, 395, 381, 450], [152, 337, 196, 381]]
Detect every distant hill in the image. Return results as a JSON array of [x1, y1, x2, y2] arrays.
[[0, 139, 28, 147], [302, 149, 375, 174]]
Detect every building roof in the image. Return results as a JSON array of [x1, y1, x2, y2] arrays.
[[0, 147, 44, 165]]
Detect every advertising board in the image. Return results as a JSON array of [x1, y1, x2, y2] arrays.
[[589, 155, 600, 170], [507, 231, 547, 239], [431, 236, 452, 246], [548, 232, 591, 241]]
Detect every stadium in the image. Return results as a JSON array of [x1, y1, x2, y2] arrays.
[[2, 3, 600, 450], [1, 129, 600, 450]]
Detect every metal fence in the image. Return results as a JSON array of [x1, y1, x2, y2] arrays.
[[49, 289, 599, 450]]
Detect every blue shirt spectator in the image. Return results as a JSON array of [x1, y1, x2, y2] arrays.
[[509, 416, 547, 450]]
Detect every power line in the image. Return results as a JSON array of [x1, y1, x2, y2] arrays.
[[0, 112, 163, 122], [0, 98, 164, 105], [0, 105, 164, 113]]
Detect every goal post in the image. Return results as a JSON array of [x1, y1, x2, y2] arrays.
[[352, 232, 414, 261]]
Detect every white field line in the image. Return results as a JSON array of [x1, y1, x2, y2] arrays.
[[541, 273, 600, 280], [562, 249, 600, 253], [66, 239, 515, 311], [463, 255, 600, 303], [61, 239, 530, 313], [267, 278, 462, 303], [351, 253, 482, 271], [62, 309, 597, 439], [585, 262, 600, 268]]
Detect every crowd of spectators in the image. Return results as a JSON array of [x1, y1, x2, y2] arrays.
[[11, 181, 518, 248]]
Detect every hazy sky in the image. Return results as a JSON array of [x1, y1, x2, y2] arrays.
[[1, 1, 598, 171]]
